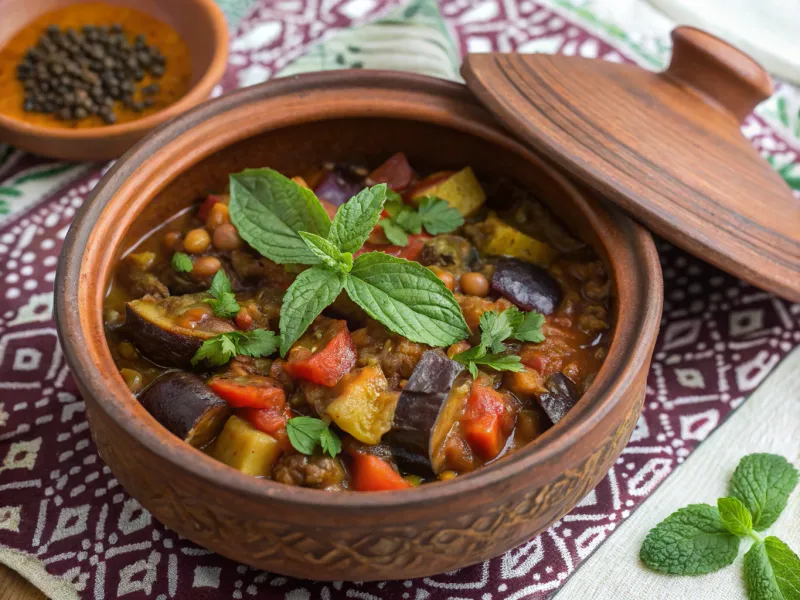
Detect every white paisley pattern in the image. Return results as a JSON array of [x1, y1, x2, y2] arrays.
[[0, 1, 799, 599]]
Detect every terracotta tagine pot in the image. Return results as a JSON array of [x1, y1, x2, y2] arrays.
[[55, 26, 794, 580]]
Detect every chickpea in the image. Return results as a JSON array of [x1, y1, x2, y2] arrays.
[[460, 272, 489, 297], [428, 266, 456, 291], [439, 470, 458, 482], [205, 202, 230, 231], [162, 231, 182, 251], [213, 223, 243, 251], [104, 309, 121, 325], [117, 341, 139, 360], [120, 368, 143, 393], [404, 475, 423, 487], [183, 228, 211, 254], [192, 256, 222, 277]]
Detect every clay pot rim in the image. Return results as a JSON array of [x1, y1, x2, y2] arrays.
[[55, 70, 662, 511], [0, 0, 229, 140]]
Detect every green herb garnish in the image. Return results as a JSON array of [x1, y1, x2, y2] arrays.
[[228, 169, 470, 356], [640, 453, 799, 600], [453, 306, 546, 377], [190, 329, 279, 367], [286, 416, 341, 457], [171, 252, 193, 273], [379, 194, 464, 246], [203, 270, 241, 319]]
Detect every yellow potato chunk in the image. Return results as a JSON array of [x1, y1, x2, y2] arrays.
[[325, 366, 396, 444], [474, 214, 558, 266], [412, 167, 486, 217], [210, 415, 281, 477]]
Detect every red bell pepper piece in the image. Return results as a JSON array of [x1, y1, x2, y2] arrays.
[[351, 453, 411, 491], [284, 319, 356, 387], [368, 152, 415, 191], [208, 375, 286, 409], [197, 194, 227, 222], [461, 383, 514, 461], [354, 232, 432, 262], [239, 404, 293, 448]]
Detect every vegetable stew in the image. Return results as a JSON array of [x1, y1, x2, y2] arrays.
[[104, 153, 611, 491]]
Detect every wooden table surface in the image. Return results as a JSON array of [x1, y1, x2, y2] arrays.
[[0, 565, 45, 600]]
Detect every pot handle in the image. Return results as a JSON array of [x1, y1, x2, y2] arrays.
[[664, 26, 773, 122]]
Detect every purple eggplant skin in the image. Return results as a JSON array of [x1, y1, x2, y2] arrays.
[[139, 372, 231, 448], [538, 373, 579, 424], [313, 170, 363, 207], [490, 257, 563, 315], [390, 350, 463, 471]]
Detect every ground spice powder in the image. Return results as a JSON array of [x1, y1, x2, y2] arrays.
[[0, 3, 192, 129]]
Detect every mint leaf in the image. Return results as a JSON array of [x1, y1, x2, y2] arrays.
[[190, 329, 278, 367], [717, 497, 753, 537], [299, 231, 352, 273], [229, 168, 331, 265], [203, 270, 241, 318], [279, 266, 345, 356], [480, 308, 525, 353], [286, 416, 328, 455], [730, 453, 799, 531], [328, 184, 387, 253], [417, 196, 464, 234], [208, 269, 233, 297], [378, 218, 409, 246], [344, 252, 469, 347], [319, 427, 342, 458], [171, 252, 193, 273], [744, 537, 800, 600], [395, 208, 422, 235], [639, 504, 740, 575], [514, 310, 546, 343]]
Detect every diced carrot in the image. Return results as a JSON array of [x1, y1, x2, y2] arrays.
[[351, 453, 411, 491], [368, 152, 415, 191], [291, 176, 311, 189], [320, 198, 339, 220], [285, 319, 356, 387], [209, 375, 286, 409], [461, 383, 514, 461]]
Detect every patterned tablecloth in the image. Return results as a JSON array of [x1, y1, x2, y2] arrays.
[[0, 1, 798, 599]]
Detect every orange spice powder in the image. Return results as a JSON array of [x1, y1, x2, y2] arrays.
[[0, 3, 192, 129]]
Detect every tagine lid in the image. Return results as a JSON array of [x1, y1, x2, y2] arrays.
[[462, 26, 800, 302]]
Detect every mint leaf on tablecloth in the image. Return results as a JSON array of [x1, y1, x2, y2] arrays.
[[279, 266, 345, 356], [729, 453, 799, 531], [717, 497, 753, 537], [229, 168, 331, 265], [328, 184, 387, 253], [639, 504, 740, 575], [344, 252, 469, 346], [744, 537, 800, 600]]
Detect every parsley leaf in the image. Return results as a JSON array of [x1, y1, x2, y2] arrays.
[[395, 209, 423, 235], [729, 453, 799, 531], [378, 218, 409, 246], [480, 307, 525, 353], [202, 270, 241, 318], [190, 329, 279, 367], [744, 537, 800, 600], [453, 347, 524, 378], [514, 310, 546, 343], [286, 416, 341, 457], [639, 504, 740, 575], [417, 196, 464, 235], [717, 497, 753, 537], [171, 252, 193, 273]]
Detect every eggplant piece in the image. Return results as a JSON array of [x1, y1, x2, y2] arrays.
[[390, 350, 465, 474], [420, 235, 481, 271], [140, 372, 231, 448], [537, 373, 579, 424], [125, 294, 236, 367], [491, 258, 563, 315], [314, 170, 363, 206]]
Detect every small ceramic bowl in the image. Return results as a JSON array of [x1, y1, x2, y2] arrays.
[[0, 0, 228, 160], [55, 71, 663, 581]]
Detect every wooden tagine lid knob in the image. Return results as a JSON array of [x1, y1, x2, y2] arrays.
[[666, 26, 774, 123]]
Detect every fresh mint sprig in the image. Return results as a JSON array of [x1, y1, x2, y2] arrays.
[[286, 416, 341, 458], [379, 194, 464, 246], [203, 269, 240, 318], [453, 306, 546, 377], [640, 453, 799, 600], [228, 169, 470, 356]]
